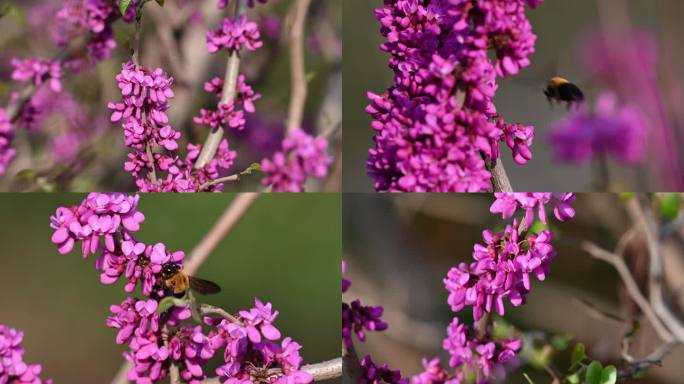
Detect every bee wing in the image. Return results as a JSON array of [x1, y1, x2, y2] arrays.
[[189, 276, 222, 295]]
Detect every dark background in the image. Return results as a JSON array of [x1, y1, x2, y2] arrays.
[[0, 193, 341, 383]]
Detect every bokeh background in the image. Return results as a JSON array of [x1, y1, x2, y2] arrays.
[[343, 0, 684, 192], [343, 193, 684, 383], [0, 0, 341, 191], [0, 193, 341, 383]]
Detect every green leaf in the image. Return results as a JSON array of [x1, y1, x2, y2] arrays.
[[619, 192, 635, 202], [585, 361, 603, 384], [529, 219, 548, 234], [522, 373, 535, 384], [119, 0, 133, 15], [658, 193, 681, 220], [600, 366, 617, 384], [550, 334, 572, 351], [571, 343, 586, 368], [155, 0, 165, 6], [566, 372, 581, 384], [241, 163, 262, 175]]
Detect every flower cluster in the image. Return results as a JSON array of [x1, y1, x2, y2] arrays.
[[50, 193, 311, 383], [342, 261, 405, 382], [109, 62, 238, 192], [548, 93, 648, 165], [367, 0, 543, 191], [409, 193, 575, 383], [414, 319, 520, 384], [194, 76, 260, 132], [2, 0, 137, 180], [10, 59, 63, 93], [207, 15, 263, 53], [54, 0, 137, 64], [0, 324, 52, 384], [0, 109, 15, 177], [260, 129, 332, 192]]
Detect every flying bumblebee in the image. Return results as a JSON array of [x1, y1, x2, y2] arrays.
[[162, 262, 221, 297], [544, 77, 585, 109]]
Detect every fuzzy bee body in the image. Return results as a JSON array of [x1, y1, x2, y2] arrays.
[[162, 263, 221, 297], [544, 77, 585, 108]]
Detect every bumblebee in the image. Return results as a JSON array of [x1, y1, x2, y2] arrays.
[[161, 263, 221, 297], [544, 77, 585, 109]]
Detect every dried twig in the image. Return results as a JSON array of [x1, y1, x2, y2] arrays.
[[199, 357, 342, 383]]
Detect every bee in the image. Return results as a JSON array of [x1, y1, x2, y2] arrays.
[[544, 77, 585, 109], [161, 263, 221, 297]]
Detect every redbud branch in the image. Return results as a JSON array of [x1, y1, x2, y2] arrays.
[[199, 357, 343, 383], [454, 89, 513, 192], [285, 0, 312, 133], [184, 192, 260, 275], [619, 339, 678, 378], [486, 159, 513, 192], [162, 325, 182, 384], [195, 0, 246, 170]]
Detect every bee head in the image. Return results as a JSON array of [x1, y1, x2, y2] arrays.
[[162, 263, 180, 277]]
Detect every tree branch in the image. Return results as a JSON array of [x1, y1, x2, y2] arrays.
[[486, 159, 513, 192], [343, 344, 363, 382], [184, 192, 260, 275], [199, 357, 342, 383], [195, 0, 246, 169], [285, 0, 312, 132]]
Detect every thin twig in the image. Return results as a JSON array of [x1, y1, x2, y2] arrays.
[[199, 357, 343, 383], [285, 0, 312, 132], [163, 325, 181, 384], [580, 241, 674, 342], [620, 340, 678, 378], [199, 174, 240, 191], [195, 0, 246, 169], [184, 192, 260, 275]]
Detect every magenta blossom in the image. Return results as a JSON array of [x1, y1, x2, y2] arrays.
[[548, 93, 648, 165], [0, 109, 16, 177], [367, 0, 543, 191], [11, 58, 63, 93], [261, 129, 332, 192], [207, 15, 263, 53], [0, 324, 52, 384], [489, 193, 576, 229]]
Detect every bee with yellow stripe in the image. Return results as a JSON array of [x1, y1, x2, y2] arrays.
[[162, 263, 221, 298], [544, 77, 585, 109]]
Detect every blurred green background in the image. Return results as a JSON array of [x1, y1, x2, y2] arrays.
[[0, 193, 341, 383], [343, 0, 684, 192]]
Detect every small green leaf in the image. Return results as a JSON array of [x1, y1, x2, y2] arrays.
[[571, 343, 586, 368], [155, 0, 165, 6], [600, 366, 617, 384], [15, 169, 36, 182], [523, 372, 535, 384], [566, 372, 581, 384], [550, 334, 572, 351], [585, 361, 603, 384], [241, 163, 262, 175], [658, 193, 681, 220], [529, 220, 548, 234], [119, 0, 133, 15]]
